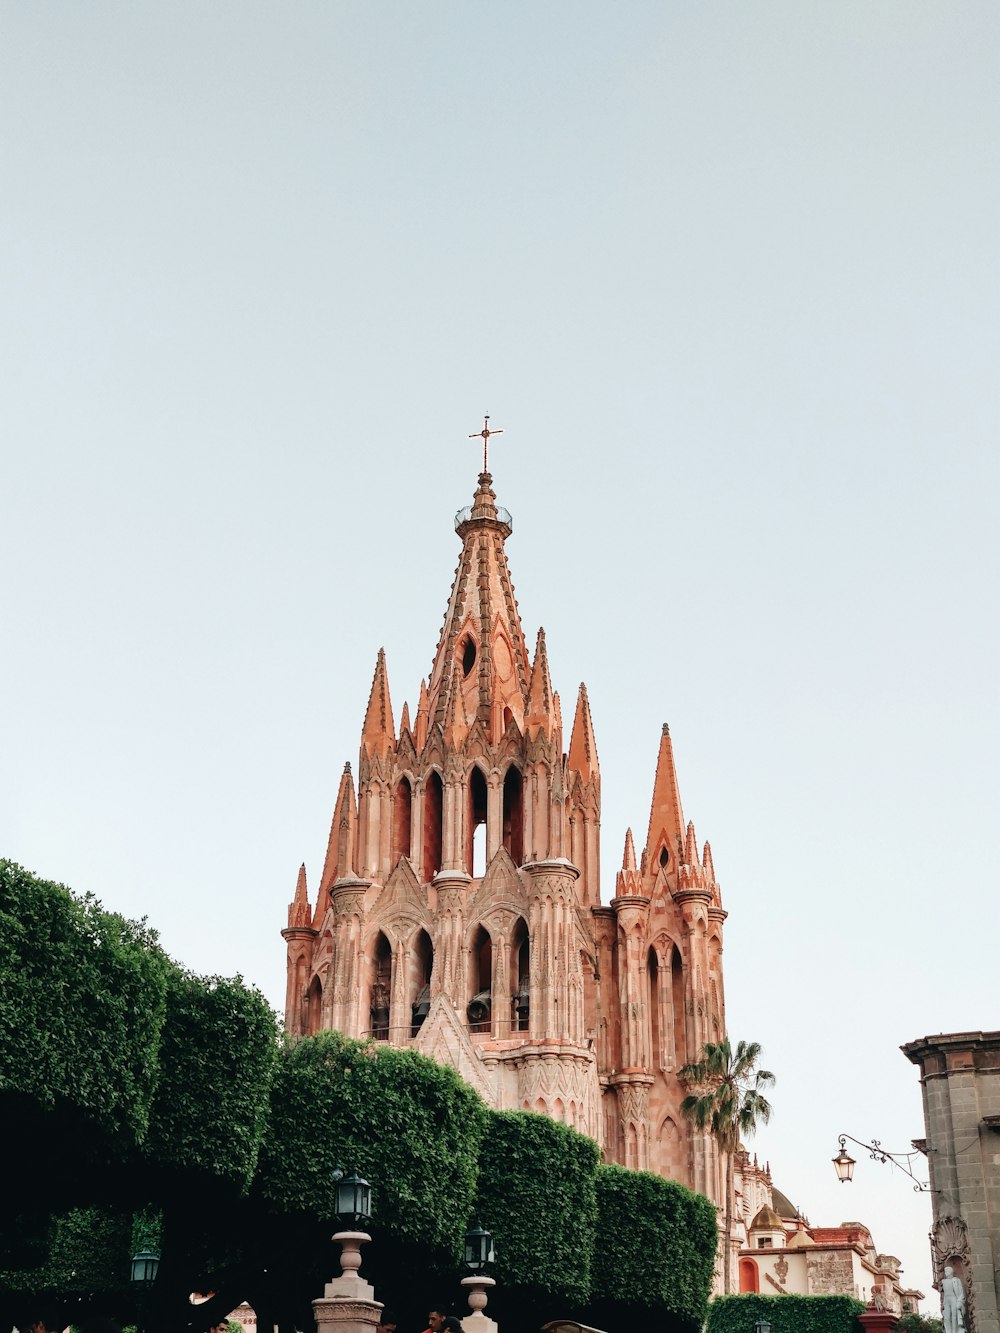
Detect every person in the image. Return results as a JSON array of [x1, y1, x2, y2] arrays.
[[942, 1264, 966, 1333], [423, 1308, 448, 1332], [21, 1309, 63, 1333], [376, 1310, 398, 1333], [441, 1319, 463, 1332]]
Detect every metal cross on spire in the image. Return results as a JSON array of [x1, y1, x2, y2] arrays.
[[468, 414, 503, 473]]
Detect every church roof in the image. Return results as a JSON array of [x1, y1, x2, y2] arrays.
[[750, 1204, 784, 1231], [771, 1185, 797, 1218]]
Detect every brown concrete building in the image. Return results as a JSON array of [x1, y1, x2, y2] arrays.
[[281, 462, 728, 1212], [903, 1030, 1000, 1332]]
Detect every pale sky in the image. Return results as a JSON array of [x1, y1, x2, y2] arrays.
[[2, 2, 998, 1308]]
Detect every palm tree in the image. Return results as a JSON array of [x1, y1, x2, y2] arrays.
[[680, 1038, 774, 1295]]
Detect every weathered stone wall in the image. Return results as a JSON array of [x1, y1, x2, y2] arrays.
[[903, 1030, 1000, 1333]]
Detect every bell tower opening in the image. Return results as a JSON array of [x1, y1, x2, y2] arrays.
[[671, 946, 685, 1068], [648, 946, 660, 1069], [467, 766, 488, 876], [410, 929, 433, 1036], [423, 770, 443, 881], [512, 916, 530, 1032], [393, 776, 412, 860], [502, 765, 523, 865], [468, 925, 492, 1034], [370, 932, 392, 1041]]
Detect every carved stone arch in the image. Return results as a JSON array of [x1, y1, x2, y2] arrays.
[[420, 727, 446, 773], [373, 856, 428, 932], [305, 971, 324, 1036], [421, 766, 445, 882], [366, 929, 393, 1040], [466, 921, 493, 1033], [498, 716, 523, 753], [395, 729, 417, 765]]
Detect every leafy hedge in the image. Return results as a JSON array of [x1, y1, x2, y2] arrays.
[[589, 1163, 717, 1332], [0, 860, 168, 1141], [143, 967, 278, 1191], [475, 1110, 598, 1310], [707, 1294, 866, 1333], [257, 1032, 488, 1258], [0, 1207, 132, 1298]]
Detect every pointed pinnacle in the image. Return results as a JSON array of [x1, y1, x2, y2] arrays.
[[623, 827, 637, 872], [702, 840, 715, 880], [567, 682, 600, 782], [644, 723, 685, 867], [361, 647, 395, 759], [294, 862, 308, 903]]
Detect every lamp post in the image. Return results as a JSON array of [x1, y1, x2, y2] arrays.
[[130, 1249, 160, 1333], [460, 1218, 497, 1333], [313, 1167, 383, 1333], [831, 1133, 932, 1193]]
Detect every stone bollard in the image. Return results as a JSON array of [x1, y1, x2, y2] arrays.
[[460, 1275, 497, 1333], [312, 1230, 383, 1333]]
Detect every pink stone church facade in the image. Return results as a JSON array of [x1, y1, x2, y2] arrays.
[[281, 463, 727, 1207]]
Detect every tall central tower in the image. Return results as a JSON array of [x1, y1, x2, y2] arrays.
[[282, 460, 728, 1205]]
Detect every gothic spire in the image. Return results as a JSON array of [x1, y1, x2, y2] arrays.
[[361, 647, 395, 761], [567, 682, 600, 784], [525, 627, 556, 740], [319, 762, 357, 894], [425, 471, 530, 736], [643, 723, 685, 869], [286, 862, 310, 929], [414, 678, 429, 752]]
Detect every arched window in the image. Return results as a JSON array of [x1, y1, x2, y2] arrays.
[[502, 765, 523, 864], [648, 947, 661, 1068], [423, 771, 443, 882], [512, 917, 530, 1032], [671, 946, 685, 1068], [467, 767, 488, 876], [410, 929, 433, 1037], [370, 932, 392, 1040], [739, 1259, 759, 1293], [393, 777, 412, 860], [467, 925, 492, 1033], [306, 974, 323, 1037]]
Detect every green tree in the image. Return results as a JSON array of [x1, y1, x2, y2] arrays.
[[680, 1038, 774, 1295]]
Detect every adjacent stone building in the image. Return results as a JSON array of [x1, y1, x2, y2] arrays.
[[732, 1153, 923, 1313], [903, 1030, 1000, 1332], [281, 463, 728, 1204]]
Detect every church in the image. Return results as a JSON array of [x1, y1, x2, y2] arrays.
[[281, 444, 728, 1210]]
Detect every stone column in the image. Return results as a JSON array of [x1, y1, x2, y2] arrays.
[[312, 1232, 382, 1333], [460, 1276, 498, 1333]]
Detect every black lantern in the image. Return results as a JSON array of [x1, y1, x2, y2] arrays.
[[332, 1166, 372, 1227], [832, 1138, 856, 1183], [463, 1218, 495, 1272], [130, 1250, 160, 1286], [754, 1321, 772, 1333]]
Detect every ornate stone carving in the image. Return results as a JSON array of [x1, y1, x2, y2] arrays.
[[933, 1216, 975, 1331]]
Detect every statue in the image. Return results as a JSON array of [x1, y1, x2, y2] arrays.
[[942, 1264, 966, 1333]]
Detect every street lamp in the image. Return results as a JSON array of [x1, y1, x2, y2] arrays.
[[323, 1167, 376, 1303], [831, 1133, 931, 1192], [130, 1250, 160, 1286], [754, 1321, 772, 1333], [130, 1249, 160, 1333], [331, 1166, 372, 1227], [832, 1139, 856, 1183], [462, 1218, 497, 1331], [463, 1219, 495, 1272]]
